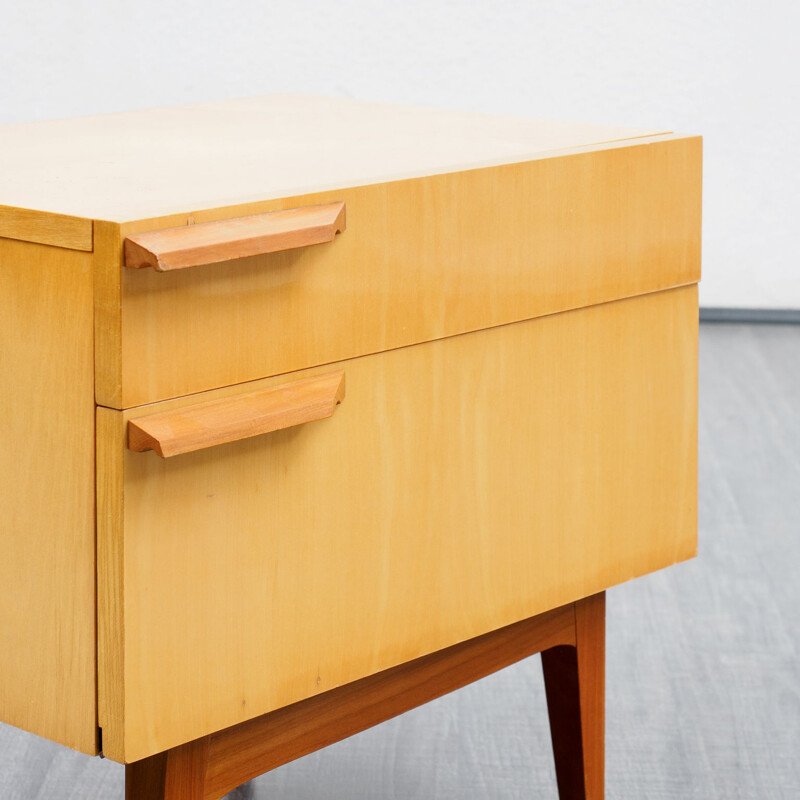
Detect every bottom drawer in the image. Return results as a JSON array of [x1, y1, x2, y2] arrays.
[[98, 284, 697, 762]]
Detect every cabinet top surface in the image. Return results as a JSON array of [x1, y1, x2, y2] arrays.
[[0, 94, 668, 222]]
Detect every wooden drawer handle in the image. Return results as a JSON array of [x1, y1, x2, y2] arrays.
[[124, 202, 346, 272], [128, 371, 345, 457]]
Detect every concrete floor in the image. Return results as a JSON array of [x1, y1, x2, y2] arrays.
[[1, 323, 798, 799]]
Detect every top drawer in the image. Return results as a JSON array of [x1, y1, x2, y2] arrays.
[[95, 135, 701, 409]]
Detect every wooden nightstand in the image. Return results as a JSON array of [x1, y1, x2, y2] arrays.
[[0, 96, 701, 799]]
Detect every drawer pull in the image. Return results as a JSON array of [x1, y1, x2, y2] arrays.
[[124, 202, 346, 272], [128, 371, 345, 457]]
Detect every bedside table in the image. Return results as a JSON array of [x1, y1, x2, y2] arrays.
[[0, 96, 701, 799]]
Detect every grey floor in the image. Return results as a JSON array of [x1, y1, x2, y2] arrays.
[[1, 323, 798, 799]]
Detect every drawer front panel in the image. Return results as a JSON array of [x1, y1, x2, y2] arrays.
[[101, 135, 701, 408], [97, 285, 698, 762]]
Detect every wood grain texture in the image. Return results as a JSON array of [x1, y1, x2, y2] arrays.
[[97, 133, 701, 408], [125, 202, 346, 271], [542, 593, 606, 800], [125, 751, 167, 800], [575, 592, 606, 799], [124, 603, 575, 798], [0, 204, 92, 251], [94, 220, 125, 408], [97, 286, 698, 762], [126, 737, 210, 800], [128, 371, 345, 457], [97, 407, 127, 761], [164, 738, 210, 799], [0, 95, 667, 221], [0, 237, 97, 754], [202, 603, 576, 800]]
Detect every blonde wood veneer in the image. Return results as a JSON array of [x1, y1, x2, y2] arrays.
[[128, 371, 346, 457], [98, 134, 701, 408], [124, 202, 346, 272], [0, 204, 93, 251], [126, 601, 579, 800], [0, 95, 667, 222], [97, 285, 698, 763], [0, 237, 97, 754]]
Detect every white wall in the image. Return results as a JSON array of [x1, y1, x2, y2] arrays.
[[1, 0, 797, 308]]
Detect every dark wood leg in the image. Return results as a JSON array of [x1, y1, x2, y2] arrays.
[[542, 591, 605, 800], [126, 737, 210, 800]]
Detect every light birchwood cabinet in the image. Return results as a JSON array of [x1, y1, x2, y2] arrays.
[[0, 96, 701, 799]]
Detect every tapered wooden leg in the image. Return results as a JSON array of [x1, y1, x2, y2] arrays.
[[126, 736, 211, 800], [542, 592, 605, 800]]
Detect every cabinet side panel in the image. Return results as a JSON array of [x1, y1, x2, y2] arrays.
[[0, 237, 97, 753]]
